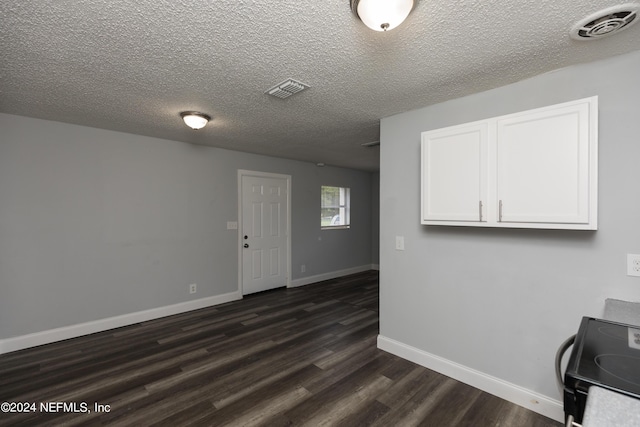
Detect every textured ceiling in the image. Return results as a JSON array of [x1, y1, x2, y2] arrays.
[[2, 1, 640, 171]]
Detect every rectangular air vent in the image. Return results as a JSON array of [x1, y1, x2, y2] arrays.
[[265, 79, 310, 99]]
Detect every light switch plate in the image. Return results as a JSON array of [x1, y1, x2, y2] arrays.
[[227, 221, 238, 230], [395, 236, 405, 251]]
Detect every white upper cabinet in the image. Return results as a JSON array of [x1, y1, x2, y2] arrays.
[[422, 122, 488, 222], [421, 96, 598, 230]]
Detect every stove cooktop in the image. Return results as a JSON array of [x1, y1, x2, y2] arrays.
[[566, 317, 640, 397]]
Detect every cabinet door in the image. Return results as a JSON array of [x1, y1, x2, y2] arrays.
[[496, 99, 594, 226], [421, 122, 488, 223]]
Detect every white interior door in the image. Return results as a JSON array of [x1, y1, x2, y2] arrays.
[[240, 172, 290, 295]]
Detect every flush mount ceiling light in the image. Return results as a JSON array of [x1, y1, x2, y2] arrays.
[[180, 111, 211, 130], [350, 0, 415, 31]]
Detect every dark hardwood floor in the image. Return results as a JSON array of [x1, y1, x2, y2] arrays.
[[0, 271, 560, 426]]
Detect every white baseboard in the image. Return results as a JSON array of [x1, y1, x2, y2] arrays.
[[377, 335, 564, 423], [0, 291, 242, 355], [371, 264, 380, 270], [289, 264, 376, 288]]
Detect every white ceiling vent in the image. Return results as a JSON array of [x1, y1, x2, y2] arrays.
[[570, 4, 639, 40], [265, 79, 310, 99]]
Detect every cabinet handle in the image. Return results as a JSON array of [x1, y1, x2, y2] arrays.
[[479, 201, 483, 222], [499, 200, 503, 222]]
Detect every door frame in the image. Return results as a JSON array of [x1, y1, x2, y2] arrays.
[[237, 169, 292, 295]]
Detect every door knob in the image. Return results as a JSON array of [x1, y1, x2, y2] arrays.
[[243, 243, 249, 248]]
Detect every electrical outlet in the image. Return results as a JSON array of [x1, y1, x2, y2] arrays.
[[189, 283, 197, 294], [301, 264, 306, 273], [627, 254, 640, 277]]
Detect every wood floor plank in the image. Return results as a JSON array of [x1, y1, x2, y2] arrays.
[[313, 334, 377, 370], [0, 271, 560, 426], [219, 386, 312, 427], [376, 366, 434, 408], [300, 374, 392, 426], [200, 364, 324, 426], [372, 374, 457, 426], [283, 355, 394, 425], [417, 381, 484, 426], [335, 399, 391, 427]]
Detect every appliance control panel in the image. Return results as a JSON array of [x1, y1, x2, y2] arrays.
[[629, 327, 640, 350]]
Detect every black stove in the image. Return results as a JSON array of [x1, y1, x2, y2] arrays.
[[564, 316, 640, 423]]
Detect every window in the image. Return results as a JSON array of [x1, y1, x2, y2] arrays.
[[321, 186, 350, 229]]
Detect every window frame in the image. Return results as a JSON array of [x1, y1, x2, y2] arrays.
[[321, 185, 351, 230]]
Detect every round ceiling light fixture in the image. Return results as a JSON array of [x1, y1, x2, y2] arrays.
[[350, 0, 415, 32], [570, 4, 639, 40], [180, 111, 211, 130]]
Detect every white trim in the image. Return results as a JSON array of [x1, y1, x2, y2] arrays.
[[289, 264, 375, 288], [377, 335, 564, 423], [237, 170, 292, 294], [371, 264, 380, 271], [0, 291, 242, 355]]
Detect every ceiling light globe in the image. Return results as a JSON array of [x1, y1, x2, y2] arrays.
[[352, 0, 414, 32], [180, 112, 210, 130]]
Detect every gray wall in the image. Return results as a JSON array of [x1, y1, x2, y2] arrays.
[[0, 114, 373, 339], [379, 50, 640, 401]]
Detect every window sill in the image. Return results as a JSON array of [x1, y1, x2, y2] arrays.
[[321, 226, 350, 230]]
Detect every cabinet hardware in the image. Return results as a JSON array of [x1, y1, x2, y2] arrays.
[[479, 201, 483, 222], [499, 200, 503, 222]]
